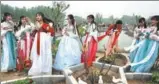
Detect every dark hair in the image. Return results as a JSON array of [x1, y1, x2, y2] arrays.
[[151, 15, 159, 31], [114, 20, 122, 30], [87, 14, 96, 24], [68, 14, 75, 25], [36, 12, 53, 24], [138, 17, 147, 28], [1, 12, 12, 22], [18, 15, 26, 28], [115, 20, 122, 24], [68, 14, 76, 34]]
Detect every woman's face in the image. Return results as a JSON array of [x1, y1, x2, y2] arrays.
[[67, 17, 72, 25], [21, 17, 27, 25], [6, 15, 12, 21], [151, 19, 158, 26], [36, 14, 42, 21], [139, 20, 145, 27], [87, 17, 92, 23], [116, 24, 122, 29]]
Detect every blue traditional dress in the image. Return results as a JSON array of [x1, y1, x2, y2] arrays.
[[1, 21, 17, 72], [53, 25, 82, 71], [129, 27, 147, 62], [130, 26, 159, 72]]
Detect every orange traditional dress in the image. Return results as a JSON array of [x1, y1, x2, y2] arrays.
[[28, 22, 54, 75], [105, 24, 122, 56]]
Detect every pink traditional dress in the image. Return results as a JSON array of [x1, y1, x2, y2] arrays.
[[15, 23, 35, 71]]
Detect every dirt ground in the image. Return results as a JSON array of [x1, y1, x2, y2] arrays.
[[0, 71, 27, 81], [127, 79, 148, 84], [0, 52, 118, 82], [0, 68, 62, 82]]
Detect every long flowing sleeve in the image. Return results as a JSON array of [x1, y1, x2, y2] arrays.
[[1, 23, 6, 37], [15, 25, 33, 39], [1, 22, 12, 37], [105, 24, 114, 35], [134, 27, 140, 39], [41, 23, 55, 36], [149, 31, 159, 42]]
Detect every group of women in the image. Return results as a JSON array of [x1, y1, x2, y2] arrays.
[[1, 12, 55, 75], [1, 11, 159, 76], [124, 15, 159, 72]]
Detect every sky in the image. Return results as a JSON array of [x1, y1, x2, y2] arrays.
[[1, 1, 159, 18]]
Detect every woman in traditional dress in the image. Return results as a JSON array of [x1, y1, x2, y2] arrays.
[[28, 12, 55, 75], [81, 15, 99, 67], [104, 20, 122, 57], [130, 15, 159, 72], [15, 16, 35, 71], [53, 14, 82, 71], [1, 12, 17, 72], [128, 18, 147, 62]]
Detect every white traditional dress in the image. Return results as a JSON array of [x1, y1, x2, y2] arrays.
[[1, 21, 17, 72], [53, 25, 82, 71], [28, 23, 53, 75]]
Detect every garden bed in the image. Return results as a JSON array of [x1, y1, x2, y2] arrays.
[[123, 65, 152, 84], [97, 53, 129, 67], [64, 63, 127, 84]]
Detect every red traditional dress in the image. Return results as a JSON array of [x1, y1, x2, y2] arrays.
[[81, 23, 108, 67], [28, 22, 54, 76], [15, 23, 34, 71]]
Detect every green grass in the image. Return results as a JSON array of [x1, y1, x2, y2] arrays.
[[13, 78, 35, 84]]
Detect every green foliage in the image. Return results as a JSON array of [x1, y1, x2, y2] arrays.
[[103, 55, 116, 63], [95, 13, 103, 24], [78, 25, 86, 37], [1, 1, 69, 28], [52, 39, 61, 57], [13, 78, 35, 84], [74, 16, 86, 25], [1, 3, 146, 27], [148, 71, 159, 84]]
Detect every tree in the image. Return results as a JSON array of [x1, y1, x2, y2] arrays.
[[95, 13, 103, 24], [48, 1, 70, 28], [74, 16, 86, 26], [1, 2, 70, 31]]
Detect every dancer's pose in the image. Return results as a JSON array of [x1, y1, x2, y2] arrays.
[[28, 12, 55, 75], [53, 14, 82, 71], [105, 20, 122, 57], [1, 12, 17, 72], [128, 18, 147, 62], [15, 16, 35, 71]]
